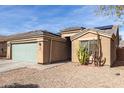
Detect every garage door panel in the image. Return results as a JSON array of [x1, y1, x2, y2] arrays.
[[12, 43, 37, 63]]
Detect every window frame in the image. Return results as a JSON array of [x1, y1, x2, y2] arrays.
[[80, 39, 98, 55]]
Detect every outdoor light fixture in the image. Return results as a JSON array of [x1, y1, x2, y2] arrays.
[[39, 43, 41, 46]]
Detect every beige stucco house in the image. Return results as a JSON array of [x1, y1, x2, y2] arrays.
[[61, 25, 119, 66], [6, 30, 70, 64], [0, 25, 120, 66]]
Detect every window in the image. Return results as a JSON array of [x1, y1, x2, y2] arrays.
[[80, 40, 98, 55]]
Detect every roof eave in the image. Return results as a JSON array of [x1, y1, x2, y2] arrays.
[[71, 29, 112, 41]]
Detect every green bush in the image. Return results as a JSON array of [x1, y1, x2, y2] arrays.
[[77, 46, 89, 65]]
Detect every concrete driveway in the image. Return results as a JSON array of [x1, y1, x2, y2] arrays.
[[0, 59, 35, 73], [0, 59, 69, 73]]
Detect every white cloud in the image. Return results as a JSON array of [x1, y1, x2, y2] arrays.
[[0, 5, 123, 39], [119, 31, 124, 40], [0, 28, 16, 35]]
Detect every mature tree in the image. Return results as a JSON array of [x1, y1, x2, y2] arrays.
[[96, 5, 124, 23], [96, 6, 124, 40]]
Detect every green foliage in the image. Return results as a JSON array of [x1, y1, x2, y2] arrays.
[[96, 5, 124, 23], [97, 5, 124, 17], [77, 46, 89, 65]]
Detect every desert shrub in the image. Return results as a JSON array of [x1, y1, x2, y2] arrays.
[[77, 46, 89, 65]]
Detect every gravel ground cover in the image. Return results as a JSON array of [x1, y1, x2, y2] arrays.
[[0, 62, 124, 88]]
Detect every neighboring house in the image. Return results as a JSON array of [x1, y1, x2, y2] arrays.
[[0, 25, 120, 66], [6, 30, 70, 64], [0, 36, 7, 57], [61, 25, 119, 66]]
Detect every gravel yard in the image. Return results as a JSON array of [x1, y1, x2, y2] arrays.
[[0, 62, 124, 88]]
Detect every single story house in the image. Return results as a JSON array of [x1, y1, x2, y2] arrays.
[[61, 25, 119, 66], [6, 30, 70, 64], [0, 25, 120, 66]]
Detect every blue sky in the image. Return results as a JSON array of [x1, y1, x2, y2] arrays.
[[0, 5, 124, 39]]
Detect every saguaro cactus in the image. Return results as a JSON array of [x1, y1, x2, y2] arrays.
[[94, 32, 106, 66]]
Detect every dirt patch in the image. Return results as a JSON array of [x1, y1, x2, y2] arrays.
[[0, 62, 124, 88]]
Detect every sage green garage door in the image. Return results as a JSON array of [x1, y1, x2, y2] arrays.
[[12, 43, 37, 63]]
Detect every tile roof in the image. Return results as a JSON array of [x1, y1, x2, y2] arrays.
[[0, 25, 119, 42], [0, 30, 61, 42], [71, 25, 119, 40], [95, 25, 118, 36], [61, 25, 118, 36], [61, 27, 86, 32], [0, 35, 7, 42], [6, 30, 60, 40]]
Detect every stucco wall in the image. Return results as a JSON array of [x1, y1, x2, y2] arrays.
[[37, 38, 44, 64], [72, 32, 111, 66], [7, 42, 11, 59], [61, 32, 78, 38], [43, 39, 51, 64], [61, 30, 81, 38], [43, 37, 69, 64], [7, 35, 69, 64], [100, 36, 111, 66], [51, 40, 68, 62], [0, 42, 7, 57]]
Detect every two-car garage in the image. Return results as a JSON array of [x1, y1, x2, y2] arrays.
[[6, 30, 70, 64], [12, 43, 37, 63]]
